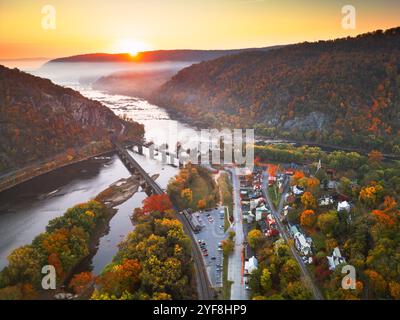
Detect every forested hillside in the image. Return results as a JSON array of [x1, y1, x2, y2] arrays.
[[154, 27, 400, 154], [0, 66, 144, 173]]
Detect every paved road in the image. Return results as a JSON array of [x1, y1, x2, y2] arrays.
[[227, 168, 248, 300], [262, 172, 324, 300]]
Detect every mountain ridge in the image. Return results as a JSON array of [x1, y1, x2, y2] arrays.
[[43, 46, 282, 65], [0, 65, 144, 173], [152, 27, 400, 154]]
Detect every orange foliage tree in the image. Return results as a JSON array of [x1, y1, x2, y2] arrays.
[[359, 184, 384, 208], [301, 192, 317, 209], [371, 210, 396, 228], [267, 164, 278, 177], [368, 150, 384, 164], [300, 209, 317, 228], [96, 259, 142, 297], [69, 272, 94, 294], [292, 170, 305, 185], [142, 194, 173, 214], [197, 199, 206, 210]]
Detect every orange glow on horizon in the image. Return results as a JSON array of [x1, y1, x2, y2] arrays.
[[111, 39, 151, 57], [0, 0, 399, 59]]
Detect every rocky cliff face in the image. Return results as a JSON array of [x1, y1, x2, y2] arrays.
[[0, 65, 144, 173]]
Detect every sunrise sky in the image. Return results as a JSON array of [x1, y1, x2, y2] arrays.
[[0, 0, 399, 59]]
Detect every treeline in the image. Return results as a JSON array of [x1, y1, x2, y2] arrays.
[[0, 201, 108, 300], [154, 27, 400, 154], [92, 194, 196, 300], [255, 144, 367, 170], [0, 65, 144, 173], [255, 143, 400, 197]]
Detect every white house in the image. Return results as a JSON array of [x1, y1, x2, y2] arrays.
[[244, 256, 258, 274], [294, 232, 312, 256], [319, 196, 334, 206], [337, 201, 351, 212], [292, 185, 304, 196], [327, 247, 346, 270], [327, 180, 339, 190], [255, 206, 268, 221]]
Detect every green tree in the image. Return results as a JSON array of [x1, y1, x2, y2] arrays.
[[260, 268, 272, 292], [317, 211, 339, 235], [247, 229, 264, 250]]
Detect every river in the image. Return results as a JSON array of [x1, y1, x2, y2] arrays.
[[0, 83, 189, 273]]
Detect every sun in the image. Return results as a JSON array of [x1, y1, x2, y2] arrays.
[[113, 39, 150, 57]]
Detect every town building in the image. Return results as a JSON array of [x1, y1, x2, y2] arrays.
[[327, 247, 346, 270]]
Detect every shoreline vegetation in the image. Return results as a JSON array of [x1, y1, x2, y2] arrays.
[[92, 194, 197, 300], [0, 142, 115, 194], [167, 163, 219, 211], [0, 168, 149, 300]]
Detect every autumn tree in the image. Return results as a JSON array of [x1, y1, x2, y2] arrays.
[[368, 150, 383, 164], [180, 188, 193, 207], [260, 268, 272, 292], [142, 194, 173, 214], [69, 272, 94, 294], [281, 259, 300, 284], [364, 269, 387, 298], [284, 281, 311, 300], [306, 177, 320, 193], [292, 171, 305, 185], [317, 211, 339, 235], [267, 164, 278, 177], [197, 199, 206, 210], [247, 229, 264, 250], [359, 184, 384, 208], [301, 192, 317, 209], [96, 259, 142, 298], [300, 209, 316, 228], [221, 239, 234, 255], [389, 281, 400, 300]]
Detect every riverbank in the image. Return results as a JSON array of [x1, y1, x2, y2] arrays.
[[54, 171, 154, 299], [0, 168, 149, 300], [0, 142, 115, 194]]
